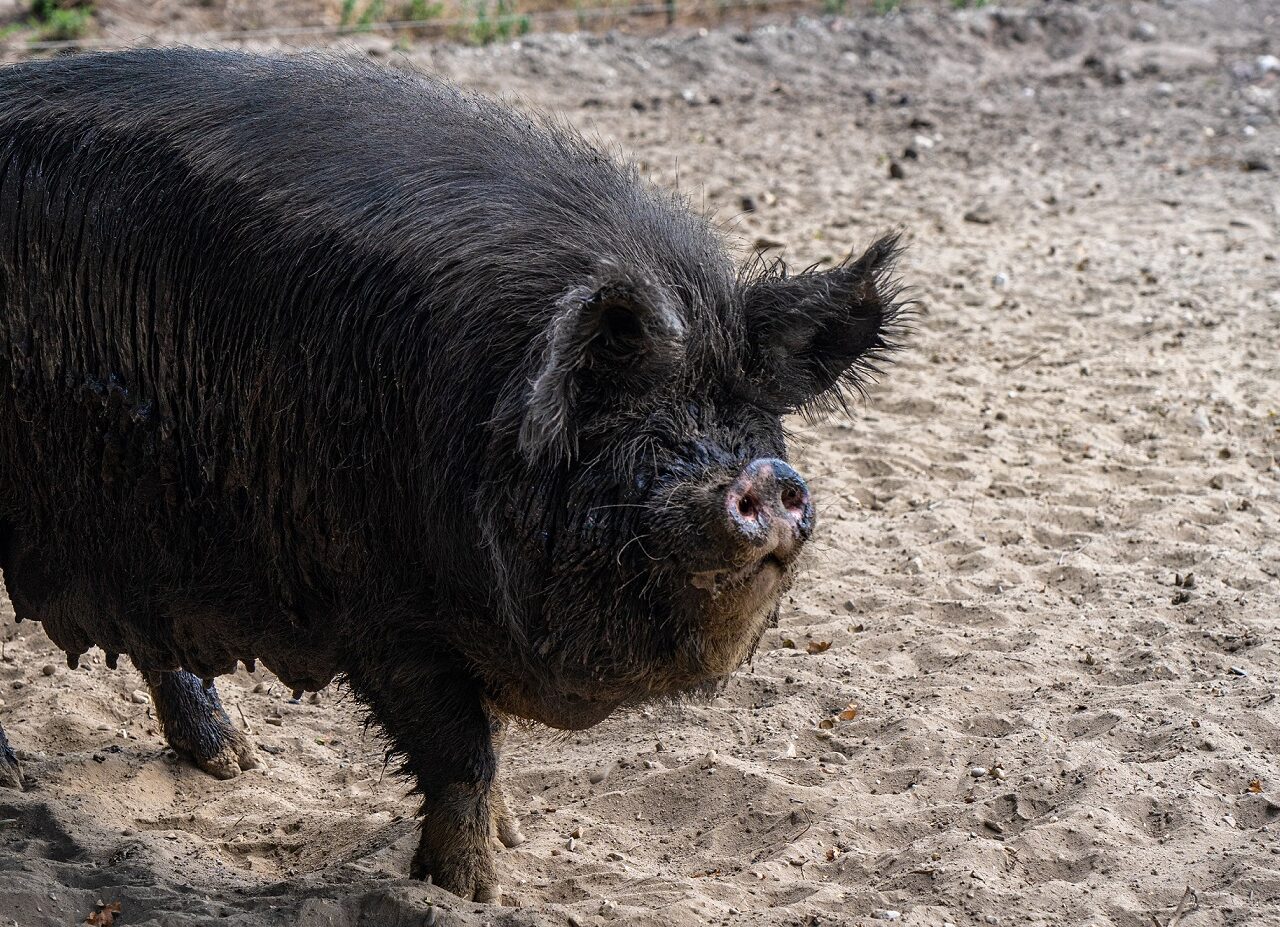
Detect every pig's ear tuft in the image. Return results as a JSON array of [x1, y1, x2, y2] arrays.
[[520, 275, 685, 461], [740, 232, 912, 416]]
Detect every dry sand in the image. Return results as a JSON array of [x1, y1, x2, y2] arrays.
[[2, 2, 1279, 925]]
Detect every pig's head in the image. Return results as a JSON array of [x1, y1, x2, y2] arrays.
[[476, 234, 907, 729]]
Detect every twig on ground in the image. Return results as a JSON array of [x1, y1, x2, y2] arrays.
[[1164, 886, 1197, 927]]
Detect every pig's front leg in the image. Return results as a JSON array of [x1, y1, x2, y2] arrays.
[[347, 661, 501, 902]]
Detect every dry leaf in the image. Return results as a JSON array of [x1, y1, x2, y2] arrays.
[[86, 902, 122, 927], [806, 640, 832, 655], [825, 846, 838, 861], [1248, 779, 1263, 793], [838, 704, 857, 721]]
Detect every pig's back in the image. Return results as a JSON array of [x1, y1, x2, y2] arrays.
[[0, 48, 722, 285]]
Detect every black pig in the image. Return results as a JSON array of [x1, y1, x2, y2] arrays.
[[0, 49, 907, 901]]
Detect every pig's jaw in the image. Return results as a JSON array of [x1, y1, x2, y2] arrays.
[[686, 558, 788, 677]]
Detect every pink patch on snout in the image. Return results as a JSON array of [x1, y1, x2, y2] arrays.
[[726, 464, 774, 529]]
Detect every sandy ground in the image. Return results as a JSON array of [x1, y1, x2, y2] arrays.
[[2, 2, 1280, 925]]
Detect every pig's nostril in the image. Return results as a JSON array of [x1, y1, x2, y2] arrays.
[[737, 493, 759, 520], [780, 486, 807, 517]]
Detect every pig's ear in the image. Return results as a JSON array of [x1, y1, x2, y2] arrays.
[[520, 276, 685, 460], [740, 233, 909, 415]]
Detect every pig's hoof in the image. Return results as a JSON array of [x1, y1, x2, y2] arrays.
[[411, 846, 501, 903], [496, 817, 525, 849], [183, 728, 259, 780]]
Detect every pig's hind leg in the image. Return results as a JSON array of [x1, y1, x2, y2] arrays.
[[0, 723, 23, 790], [145, 670, 258, 779], [490, 719, 525, 849]]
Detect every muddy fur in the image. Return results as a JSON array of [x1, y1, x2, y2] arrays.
[[0, 48, 907, 898]]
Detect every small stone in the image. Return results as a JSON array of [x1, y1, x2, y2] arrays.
[[265, 716, 284, 726], [130, 690, 149, 704], [874, 911, 901, 922], [888, 160, 906, 180], [606, 851, 625, 861], [589, 764, 613, 784], [599, 899, 618, 917], [904, 556, 924, 575], [566, 836, 577, 851], [1155, 82, 1174, 97], [570, 826, 583, 839], [252, 682, 266, 694], [963, 205, 996, 225], [970, 766, 989, 778], [819, 752, 849, 765], [739, 195, 757, 213], [41, 664, 56, 676], [1131, 21, 1157, 41], [1230, 666, 1249, 677]]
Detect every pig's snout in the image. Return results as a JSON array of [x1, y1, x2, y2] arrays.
[[723, 458, 813, 563]]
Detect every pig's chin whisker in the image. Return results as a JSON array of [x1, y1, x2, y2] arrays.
[[615, 532, 660, 566], [585, 502, 649, 514]]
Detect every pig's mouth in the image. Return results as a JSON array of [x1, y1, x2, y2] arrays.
[[689, 551, 788, 600]]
